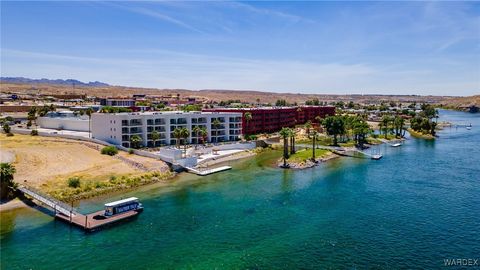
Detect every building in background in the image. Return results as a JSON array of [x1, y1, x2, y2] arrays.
[[99, 98, 136, 107], [203, 106, 335, 135], [91, 111, 242, 148], [37, 111, 90, 132]]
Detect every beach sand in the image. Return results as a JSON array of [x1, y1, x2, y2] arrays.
[[0, 134, 169, 188]]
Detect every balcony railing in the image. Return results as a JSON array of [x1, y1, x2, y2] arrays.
[[129, 119, 142, 126]]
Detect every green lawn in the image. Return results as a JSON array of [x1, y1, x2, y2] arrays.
[[288, 148, 331, 163]]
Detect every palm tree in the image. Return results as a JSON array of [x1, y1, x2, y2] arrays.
[[315, 115, 323, 131], [381, 115, 392, 139], [199, 126, 208, 145], [212, 119, 221, 142], [393, 116, 405, 138], [192, 126, 201, 145], [151, 130, 160, 147], [279, 127, 291, 168], [27, 107, 37, 127], [180, 127, 190, 156], [1, 163, 17, 199], [311, 130, 318, 162], [352, 117, 370, 149], [244, 112, 252, 140], [85, 108, 94, 138], [304, 121, 312, 138], [289, 129, 296, 154], [38, 105, 50, 117], [323, 115, 345, 146], [173, 127, 183, 148], [130, 135, 142, 149]]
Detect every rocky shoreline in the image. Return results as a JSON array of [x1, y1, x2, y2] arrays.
[[278, 152, 340, 170]]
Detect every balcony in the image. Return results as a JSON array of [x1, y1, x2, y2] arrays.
[[212, 131, 226, 136], [177, 118, 187, 125], [155, 119, 166, 125], [147, 133, 166, 140], [129, 119, 142, 126], [229, 117, 242, 123], [129, 127, 142, 134], [171, 118, 187, 125], [211, 124, 225, 130]]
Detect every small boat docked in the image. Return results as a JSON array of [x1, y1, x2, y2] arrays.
[[104, 197, 143, 217]]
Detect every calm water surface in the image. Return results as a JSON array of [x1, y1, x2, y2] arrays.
[[1, 110, 479, 269]]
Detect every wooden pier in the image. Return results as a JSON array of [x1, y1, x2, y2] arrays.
[[55, 209, 141, 231], [18, 185, 141, 231]]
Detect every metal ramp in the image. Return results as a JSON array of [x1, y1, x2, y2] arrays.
[[18, 185, 78, 216]]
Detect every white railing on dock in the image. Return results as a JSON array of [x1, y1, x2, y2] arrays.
[[18, 185, 78, 217]]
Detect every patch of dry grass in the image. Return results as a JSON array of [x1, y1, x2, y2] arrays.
[[0, 134, 172, 201]]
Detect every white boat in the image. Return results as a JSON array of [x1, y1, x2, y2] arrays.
[[391, 143, 402, 147], [104, 197, 143, 217], [466, 124, 472, 130]]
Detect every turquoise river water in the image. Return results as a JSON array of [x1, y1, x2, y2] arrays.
[[1, 110, 479, 269]]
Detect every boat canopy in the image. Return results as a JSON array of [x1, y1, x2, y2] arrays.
[[105, 197, 139, 207]]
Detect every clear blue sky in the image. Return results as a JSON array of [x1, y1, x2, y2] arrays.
[[1, 1, 479, 96]]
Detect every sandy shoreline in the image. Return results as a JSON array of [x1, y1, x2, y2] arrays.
[[0, 199, 29, 212]]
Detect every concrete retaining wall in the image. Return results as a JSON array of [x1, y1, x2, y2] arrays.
[[37, 117, 90, 132]]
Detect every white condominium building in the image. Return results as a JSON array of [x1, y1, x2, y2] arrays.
[[91, 111, 242, 148]]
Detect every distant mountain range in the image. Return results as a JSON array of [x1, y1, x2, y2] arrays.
[[0, 77, 109, 87]]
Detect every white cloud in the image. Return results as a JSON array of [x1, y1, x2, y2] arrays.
[[2, 47, 478, 96]]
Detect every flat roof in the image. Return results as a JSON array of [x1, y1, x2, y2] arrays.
[[204, 105, 335, 111], [98, 111, 242, 116], [104, 197, 139, 207]]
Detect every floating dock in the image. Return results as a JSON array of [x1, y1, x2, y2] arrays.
[[18, 185, 141, 232], [55, 209, 141, 231], [186, 165, 232, 176]]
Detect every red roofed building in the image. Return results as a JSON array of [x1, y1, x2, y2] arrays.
[[203, 106, 335, 135]]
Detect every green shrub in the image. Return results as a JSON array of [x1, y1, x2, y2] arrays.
[[31, 129, 39, 136], [6, 133, 14, 137], [2, 123, 11, 134], [101, 146, 118, 156], [128, 148, 134, 154], [67, 177, 81, 188]]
